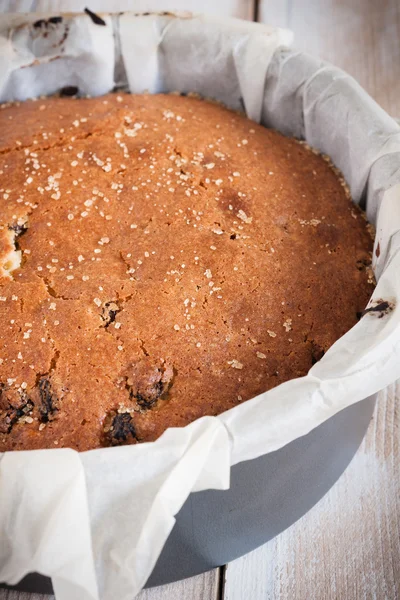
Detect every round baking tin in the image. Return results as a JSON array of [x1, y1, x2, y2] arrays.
[[2, 394, 376, 594]]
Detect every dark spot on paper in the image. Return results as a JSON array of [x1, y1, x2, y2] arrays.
[[359, 299, 394, 319], [84, 7, 106, 26], [376, 242, 381, 257], [33, 16, 62, 29], [60, 86, 79, 97], [52, 25, 69, 49]]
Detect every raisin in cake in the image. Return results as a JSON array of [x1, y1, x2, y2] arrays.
[[0, 94, 374, 451]]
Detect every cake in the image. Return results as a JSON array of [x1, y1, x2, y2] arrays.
[[0, 93, 374, 451]]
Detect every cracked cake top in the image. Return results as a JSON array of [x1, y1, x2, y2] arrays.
[[0, 93, 374, 451]]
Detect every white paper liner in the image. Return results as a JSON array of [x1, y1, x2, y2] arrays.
[[0, 11, 400, 600]]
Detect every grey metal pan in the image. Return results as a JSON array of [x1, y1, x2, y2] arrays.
[[2, 394, 376, 594]]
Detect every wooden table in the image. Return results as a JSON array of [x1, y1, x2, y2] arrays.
[[1, 1, 400, 599]]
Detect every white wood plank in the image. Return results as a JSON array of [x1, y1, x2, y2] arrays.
[[223, 384, 400, 600], [0, 0, 35, 9], [257, 0, 289, 29], [0, 569, 220, 600], [0, 0, 254, 20], [138, 570, 220, 600], [258, 0, 400, 116], [0, 592, 49, 600]]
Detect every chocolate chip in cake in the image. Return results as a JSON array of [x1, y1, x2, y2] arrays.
[[124, 359, 174, 409], [311, 342, 325, 365], [9, 223, 27, 238], [101, 301, 121, 327], [8, 223, 28, 252], [356, 256, 372, 271], [104, 411, 137, 445], [38, 377, 59, 423], [0, 385, 34, 434]]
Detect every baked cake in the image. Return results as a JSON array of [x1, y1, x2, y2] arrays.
[[0, 93, 374, 451]]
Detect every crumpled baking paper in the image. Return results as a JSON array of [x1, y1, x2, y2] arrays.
[[0, 10, 400, 600]]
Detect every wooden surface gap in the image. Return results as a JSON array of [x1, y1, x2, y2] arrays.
[[252, 0, 260, 23], [217, 565, 226, 600]]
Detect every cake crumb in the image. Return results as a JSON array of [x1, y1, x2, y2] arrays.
[[283, 318, 292, 332], [228, 359, 243, 369]]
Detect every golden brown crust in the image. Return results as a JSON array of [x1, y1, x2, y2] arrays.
[[0, 93, 374, 451]]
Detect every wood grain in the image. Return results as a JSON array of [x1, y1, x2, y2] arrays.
[[1, 592, 47, 600], [0, 569, 220, 600], [138, 571, 220, 600], [258, 0, 400, 116], [223, 384, 400, 600]]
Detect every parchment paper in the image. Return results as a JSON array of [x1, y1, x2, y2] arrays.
[[0, 11, 400, 600]]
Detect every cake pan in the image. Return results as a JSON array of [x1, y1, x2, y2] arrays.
[[2, 394, 376, 593], [0, 11, 394, 598]]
